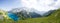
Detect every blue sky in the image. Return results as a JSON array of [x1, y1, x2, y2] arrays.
[[0, 0, 60, 11], [0, 0, 22, 11]]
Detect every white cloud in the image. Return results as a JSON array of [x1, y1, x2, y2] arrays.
[[21, 0, 60, 11]]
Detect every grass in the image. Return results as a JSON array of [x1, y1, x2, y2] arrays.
[[17, 17, 56, 23], [0, 17, 57, 23]]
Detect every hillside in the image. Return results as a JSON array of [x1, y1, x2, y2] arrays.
[[17, 9, 60, 23]]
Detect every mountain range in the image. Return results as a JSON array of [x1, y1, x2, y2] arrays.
[[0, 7, 56, 20], [18, 8, 60, 23], [8, 7, 42, 20]]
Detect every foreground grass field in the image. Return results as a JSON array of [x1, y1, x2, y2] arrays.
[[0, 17, 56, 23], [18, 17, 55, 23], [2, 17, 56, 23]]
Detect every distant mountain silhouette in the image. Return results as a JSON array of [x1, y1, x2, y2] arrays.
[[43, 10, 56, 17]]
